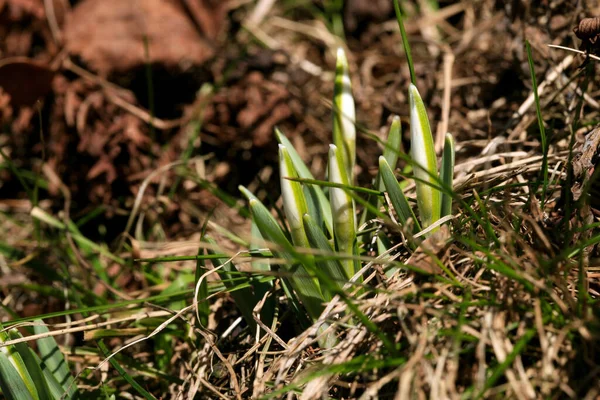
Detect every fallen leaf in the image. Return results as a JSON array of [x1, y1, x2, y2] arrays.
[[64, 0, 221, 75], [0, 57, 54, 107]]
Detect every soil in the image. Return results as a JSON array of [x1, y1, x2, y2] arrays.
[[1, 0, 595, 237]]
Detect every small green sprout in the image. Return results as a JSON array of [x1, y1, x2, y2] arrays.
[[333, 47, 356, 181], [234, 42, 456, 344]]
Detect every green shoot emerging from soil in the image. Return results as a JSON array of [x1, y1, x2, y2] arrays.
[[238, 46, 456, 342]]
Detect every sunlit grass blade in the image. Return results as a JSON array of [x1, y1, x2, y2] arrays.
[[195, 214, 213, 328], [239, 186, 324, 320], [526, 40, 549, 206], [393, 0, 416, 85], [0, 350, 35, 400], [8, 330, 53, 400], [328, 144, 357, 278], [279, 144, 310, 248], [379, 156, 421, 233], [194, 247, 210, 328], [30, 207, 125, 265], [303, 213, 348, 299], [275, 128, 333, 236], [333, 47, 356, 181], [284, 177, 381, 196], [440, 132, 455, 218], [32, 322, 77, 398], [409, 84, 440, 230]]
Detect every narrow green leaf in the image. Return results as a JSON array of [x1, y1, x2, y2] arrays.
[[328, 145, 357, 278], [195, 212, 213, 328], [409, 84, 440, 230], [526, 40, 549, 206], [95, 339, 156, 400], [9, 330, 53, 400], [285, 177, 381, 196], [440, 132, 455, 218], [205, 237, 273, 330], [381, 116, 403, 174], [0, 351, 35, 400], [303, 213, 348, 300], [333, 48, 356, 181], [361, 116, 403, 226], [239, 186, 324, 320], [275, 128, 332, 236], [393, 0, 416, 85], [38, 355, 71, 400], [250, 219, 271, 272], [0, 332, 38, 400], [379, 156, 421, 233], [279, 144, 310, 248], [30, 208, 125, 265], [32, 322, 77, 398], [195, 247, 210, 328]]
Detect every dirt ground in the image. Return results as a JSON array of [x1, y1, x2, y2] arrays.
[[2, 0, 600, 398], [2, 0, 595, 240]]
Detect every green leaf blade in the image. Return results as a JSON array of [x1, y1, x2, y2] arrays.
[[0, 351, 35, 400], [379, 156, 421, 232], [333, 48, 356, 181], [279, 144, 310, 248], [9, 330, 53, 400], [328, 145, 357, 278], [303, 213, 349, 300], [440, 132, 455, 218], [32, 321, 77, 398], [409, 84, 440, 230], [275, 128, 333, 236], [239, 186, 324, 321]]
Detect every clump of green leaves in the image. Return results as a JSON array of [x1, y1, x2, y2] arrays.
[[0, 320, 79, 400], [236, 47, 455, 345]]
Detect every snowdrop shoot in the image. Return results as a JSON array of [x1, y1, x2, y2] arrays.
[[333, 47, 356, 181], [409, 83, 441, 230]]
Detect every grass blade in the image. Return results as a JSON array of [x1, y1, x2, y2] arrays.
[[194, 247, 210, 328], [526, 40, 549, 206], [393, 0, 416, 85]]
